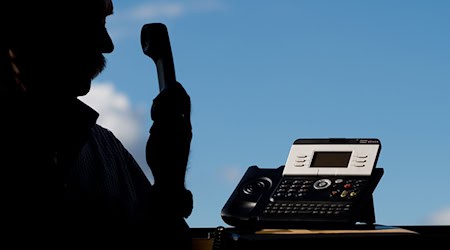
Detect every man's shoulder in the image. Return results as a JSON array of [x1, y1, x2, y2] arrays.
[[91, 123, 118, 140], [85, 123, 129, 156]]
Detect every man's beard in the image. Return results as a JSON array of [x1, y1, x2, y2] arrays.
[[89, 53, 107, 80], [75, 53, 107, 97]]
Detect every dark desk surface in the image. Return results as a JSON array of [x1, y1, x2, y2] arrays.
[[191, 225, 450, 249]]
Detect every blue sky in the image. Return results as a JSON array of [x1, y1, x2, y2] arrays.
[[79, 0, 450, 228]]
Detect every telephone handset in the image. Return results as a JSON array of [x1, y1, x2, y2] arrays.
[[221, 138, 384, 229], [141, 22, 176, 92]]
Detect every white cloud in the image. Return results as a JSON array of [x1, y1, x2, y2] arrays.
[[78, 82, 145, 149], [107, 0, 226, 42], [131, 2, 185, 20], [124, 0, 226, 21], [426, 207, 450, 225]]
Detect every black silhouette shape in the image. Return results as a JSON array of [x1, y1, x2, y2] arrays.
[[1, 1, 193, 248]]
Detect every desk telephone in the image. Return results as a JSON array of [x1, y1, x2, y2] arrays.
[[221, 138, 384, 229]]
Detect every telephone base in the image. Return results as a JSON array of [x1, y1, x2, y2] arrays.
[[221, 166, 384, 230]]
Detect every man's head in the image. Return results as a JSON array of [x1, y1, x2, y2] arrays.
[[4, 0, 114, 99]]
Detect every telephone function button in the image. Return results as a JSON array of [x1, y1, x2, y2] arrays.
[[294, 155, 308, 167], [271, 177, 368, 201], [313, 179, 332, 190]]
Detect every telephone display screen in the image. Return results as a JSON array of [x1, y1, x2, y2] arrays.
[[310, 152, 351, 168]]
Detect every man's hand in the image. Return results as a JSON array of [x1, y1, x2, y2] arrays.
[[150, 81, 191, 124], [146, 81, 192, 217]]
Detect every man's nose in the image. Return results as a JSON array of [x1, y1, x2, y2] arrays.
[[102, 27, 114, 53]]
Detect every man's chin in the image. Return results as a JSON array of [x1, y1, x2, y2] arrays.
[[76, 82, 92, 97], [65, 77, 92, 98]]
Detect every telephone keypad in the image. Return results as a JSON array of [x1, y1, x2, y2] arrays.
[[261, 177, 368, 218], [262, 201, 352, 217], [270, 177, 368, 202]]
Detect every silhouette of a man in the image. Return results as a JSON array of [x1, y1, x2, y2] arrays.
[[1, 0, 193, 247]]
